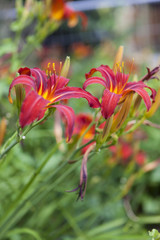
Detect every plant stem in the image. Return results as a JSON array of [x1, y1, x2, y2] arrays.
[[0, 137, 96, 235], [0, 142, 61, 236], [123, 116, 146, 135], [0, 111, 50, 160]]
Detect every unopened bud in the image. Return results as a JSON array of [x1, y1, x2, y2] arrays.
[[61, 56, 70, 78]]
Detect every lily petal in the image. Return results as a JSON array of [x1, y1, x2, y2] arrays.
[[31, 68, 48, 94], [18, 67, 31, 76], [53, 87, 100, 108], [50, 104, 75, 142], [124, 83, 153, 111], [85, 65, 115, 89], [8, 75, 35, 103], [101, 89, 121, 119], [124, 81, 156, 100], [53, 76, 69, 89], [132, 88, 152, 111], [83, 76, 108, 90], [20, 91, 49, 128]]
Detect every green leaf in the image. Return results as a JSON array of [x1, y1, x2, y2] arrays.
[[6, 227, 43, 240]]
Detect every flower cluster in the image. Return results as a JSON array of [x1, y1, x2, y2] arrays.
[[83, 64, 156, 120], [8, 61, 100, 141], [8, 47, 160, 200]]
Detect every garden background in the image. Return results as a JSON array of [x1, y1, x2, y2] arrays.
[[0, 0, 160, 239]]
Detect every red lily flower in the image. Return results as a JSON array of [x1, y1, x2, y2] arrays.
[[50, 0, 88, 29], [83, 64, 156, 119], [8, 65, 100, 141], [109, 138, 146, 166], [74, 113, 95, 153]]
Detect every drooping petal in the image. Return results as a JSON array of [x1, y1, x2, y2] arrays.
[[83, 76, 108, 90], [85, 65, 116, 90], [49, 104, 75, 142], [8, 75, 36, 103], [132, 88, 152, 111], [20, 91, 49, 128], [52, 87, 101, 108], [143, 85, 157, 101], [124, 81, 156, 100], [124, 83, 153, 111], [101, 89, 121, 119]]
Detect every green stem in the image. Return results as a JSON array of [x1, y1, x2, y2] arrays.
[[0, 138, 96, 235], [0, 111, 51, 160], [123, 116, 146, 135], [0, 142, 61, 235]]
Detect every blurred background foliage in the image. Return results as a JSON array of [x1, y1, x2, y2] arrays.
[[0, 0, 160, 239]]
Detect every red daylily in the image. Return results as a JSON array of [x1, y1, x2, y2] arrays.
[[74, 113, 95, 153], [50, 0, 88, 29], [8, 65, 100, 141], [83, 64, 156, 119], [109, 139, 146, 166], [109, 128, 147, 166]]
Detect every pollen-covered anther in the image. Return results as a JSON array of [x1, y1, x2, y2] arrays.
[[46, 62, 57, 77]]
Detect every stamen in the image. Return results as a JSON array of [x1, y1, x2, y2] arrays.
[[47, 62, 51, 68], [46, 62, 51, 77], [46, 62, 57, 77], [52, 63, 56, 74]]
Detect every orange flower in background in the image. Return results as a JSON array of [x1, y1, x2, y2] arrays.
[[0, 118, 7, 147], [50, 0, 88, 29], [71, 43, 93, 59], [74, 113, 95, 153]]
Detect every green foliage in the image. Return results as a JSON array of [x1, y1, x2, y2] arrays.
[[149, 229, 160, 240], [0, 1, 160, 240]]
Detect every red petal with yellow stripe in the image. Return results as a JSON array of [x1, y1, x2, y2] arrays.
[[20, 91, 49, 128], [101, 89, 121, 119]]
